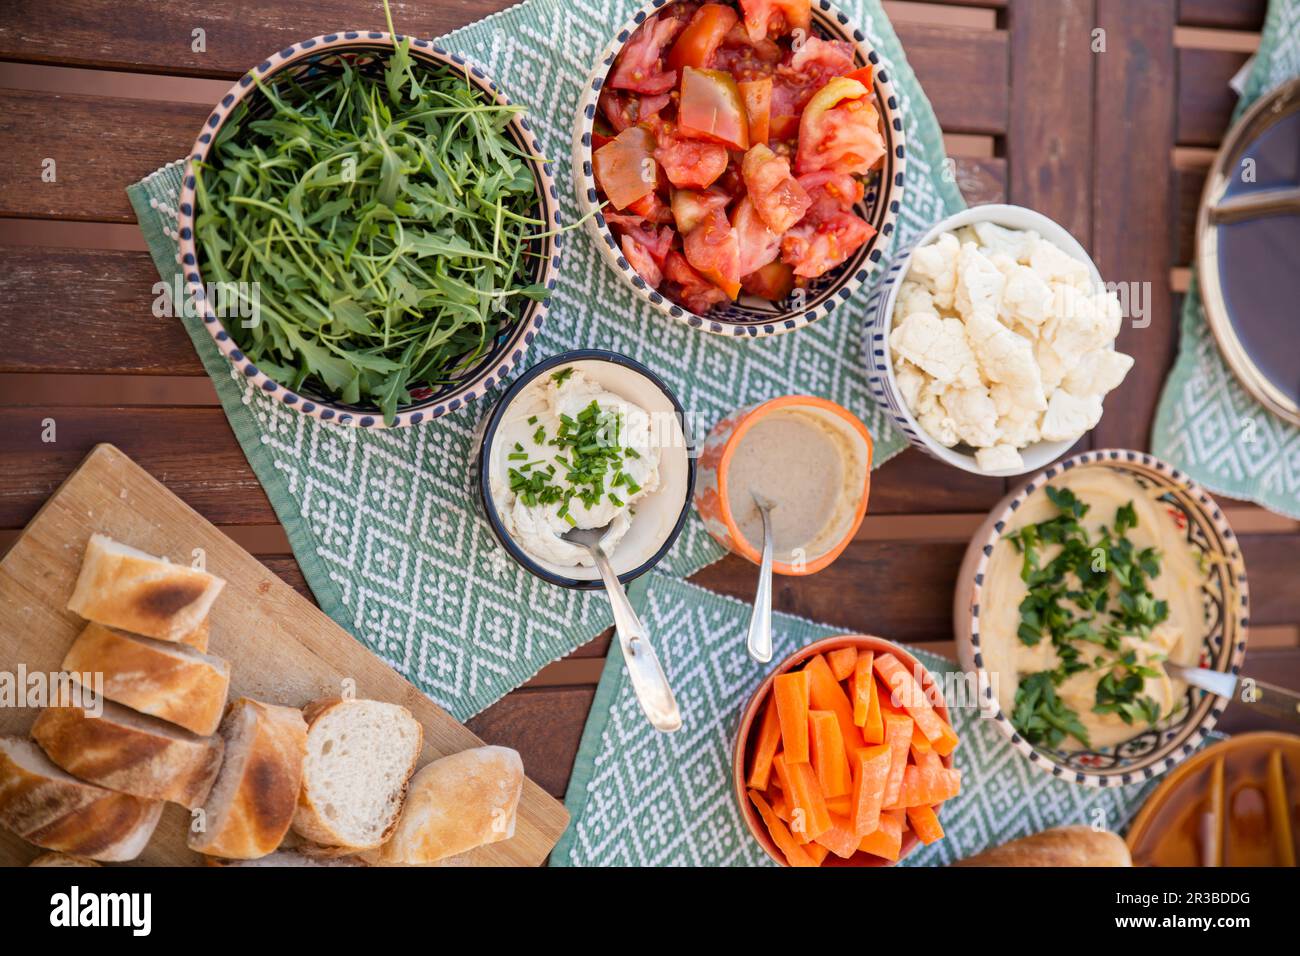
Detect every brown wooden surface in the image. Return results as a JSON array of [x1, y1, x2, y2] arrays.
[[0, 444, 569, 865], [0, 0, 1296, 819]]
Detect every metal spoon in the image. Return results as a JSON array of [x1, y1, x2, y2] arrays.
[[745, 491, 777, 664], [562, 523, 682, 732], [1164, 661, 1300, 725]]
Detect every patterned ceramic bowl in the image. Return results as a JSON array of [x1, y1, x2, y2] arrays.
[[176, 33, 561, 428], [473, 349, 696, 590], [694, 395, 872, 575], [863, 203, 1106, 476], [572, 0, 906, 338], [953, 449, 1250, 788], [734, 634, 953, 866]]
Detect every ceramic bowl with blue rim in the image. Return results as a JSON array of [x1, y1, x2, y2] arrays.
[[472, 349, 697, 590], [863, 203, 1112, 476], [571, 0, 907, 338], [175, 33, 561, 428], [953, 449, 1250, 788]]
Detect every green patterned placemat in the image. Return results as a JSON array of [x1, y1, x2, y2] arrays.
[[127, 0, 964, 721], [551, 573, 1157, 866], [1152, 0, 1300, 519]]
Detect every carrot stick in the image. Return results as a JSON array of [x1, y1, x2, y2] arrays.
[[873, 653, 959, 756], [749, 789, 819, 867], [785, 758, 833, 840], [907, 805, 945, 845], [773, 669, 811, 764], [887, 764, 962, 809], [852, 651, 874, 726], [813, 813, 861, 859], [827, 647, 858, 682], [863, 675, 884, 744], [771, 752, 811, 843], [747, 694, 783, 791], [806, 654, 858, 751], [809, 709, 852, 798], [881, 713, 913, 808], [858, 809, 903, 861], [849, 743, 892, 837]]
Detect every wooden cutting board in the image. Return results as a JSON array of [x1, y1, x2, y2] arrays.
[[0, 443, 569, 866]]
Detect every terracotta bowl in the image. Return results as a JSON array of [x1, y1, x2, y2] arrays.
[[694, 395, 872, 575], [571, 0, 906, 338], [176, 33, 561, 428], [733, 634, 953, 866]]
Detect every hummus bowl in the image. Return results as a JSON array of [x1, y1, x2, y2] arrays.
[[474, 350, 695, 589], [954, 449, 1249, 787]]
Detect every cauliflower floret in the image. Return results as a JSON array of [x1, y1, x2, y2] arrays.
[[894, 281, 935, 320], [990, 383, 1045, 447], [1029, 236, 1092, 288], [963, 306, 1045, 398], [954, 242, 1006, 317], [917, 403, 960, 447], [940, 386, 1001, 448], [890, 312, 982, 387], [1063, 348, 1134, 398], [976, 444, 1025, 472], [1041, 388, 1103, 442], [894, 358, 929, 411], [1034, 338, 1067, 392], [910, 232, 960, 309], [1000, 264, 1054, 331], [968, 221, 1040, 262], [1046, 285, 1124, 360]]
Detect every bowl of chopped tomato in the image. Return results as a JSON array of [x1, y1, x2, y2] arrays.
[[573, 0, 906, 337], [734, 634, 961, 866]]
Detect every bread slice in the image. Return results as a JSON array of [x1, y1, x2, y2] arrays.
[[366, 746, 523, 865], [0, 736, 163, 861], [953, 825, 1133, 867], [66, 534, 225, 642], [177, 616, 210, 653], [205, 849, 366, 867], [62, 622, 230, 736], [291, 697, 422, 850], [188, 697, 306, 860], [32, 700, 224, 808], [28, 852, 101, 867]]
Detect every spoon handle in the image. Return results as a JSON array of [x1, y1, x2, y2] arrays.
[[746, 505, 774, 664], [589, 546, 682, 733]]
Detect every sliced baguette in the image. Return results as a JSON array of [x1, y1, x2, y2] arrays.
[[32, 700, 224, 808], [66, 534, 225, 642], [188, 697, 306, 859], [366, 746, 523, 865], [177, 616, 210, 653], [205, 849, 366, 867], [0, 736, 163, 861], [291, 697, 422, 850], [62, 622, 230, 736]]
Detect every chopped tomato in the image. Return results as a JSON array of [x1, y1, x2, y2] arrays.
[[664, 250, 731, 313], [683, 208, 741, 299], [738, 0, 811, 44], [731, 196, 780, 276], [621, 235, 665, 287], [594, 126, 659, 210], [609, 13, 684, 95], [796, 76, 886, 177], [781, 209, 875, 278], [844, 64, 873, 88], [671, 188, 730, 233], [627, 190, 675, 224], [599, 89, 672, 132], [654, 124, 730, 188], [714, 22, 783, 76], [667, 3, 738, 72], [678, 67, 749, 150], [740, 143, 811, 233], [741, 260, 795, 300], [788, 36, 856, 88], [798, 170, 864, 222], [739, 77, 772, 145]]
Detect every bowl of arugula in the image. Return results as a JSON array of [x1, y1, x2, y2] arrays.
[[953, 449, 1249, 788], [177, 24, 561, 427]]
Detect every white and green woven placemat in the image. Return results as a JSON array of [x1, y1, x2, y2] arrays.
[[126, 0, 964, 721], [1152, 0, 1300, 519], [551, 573, 1156, 866]]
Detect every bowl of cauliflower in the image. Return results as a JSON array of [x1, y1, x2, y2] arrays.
[[863, 204, 1134, 475]]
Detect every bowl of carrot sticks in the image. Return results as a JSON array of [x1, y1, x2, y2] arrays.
[[734, 635, 962, 866]]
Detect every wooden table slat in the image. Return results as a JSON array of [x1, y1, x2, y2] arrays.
[[1177, 47, 1252, 147], [1178, 0, 1268, 31]]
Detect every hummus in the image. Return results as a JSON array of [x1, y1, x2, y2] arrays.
[[725, 408, 865, 564], [982, 467, 1207, 751], [490, 368, 660, 568]]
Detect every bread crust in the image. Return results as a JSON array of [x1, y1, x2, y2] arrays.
[[32, 702, 224, 808], [188, 697, 306, 860], [0, 736, 164, 862], [953, 825, 1133, 867], [291, 697, 423, 850], [62, 622, 230, 736], [66, 534, 225, 642]]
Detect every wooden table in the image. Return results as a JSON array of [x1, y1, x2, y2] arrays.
[[0, 0, 1296, 803]]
